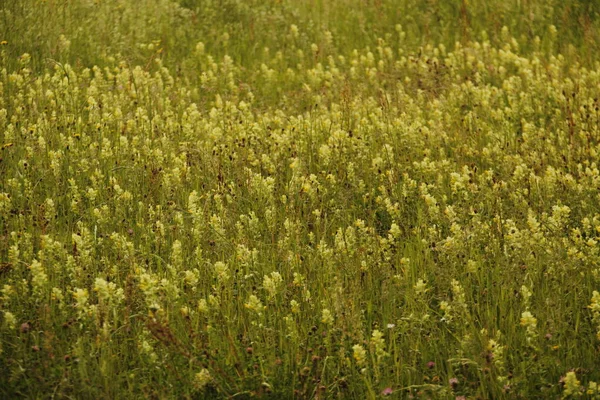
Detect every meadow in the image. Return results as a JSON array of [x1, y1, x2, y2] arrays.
[[1, 0, 600, 398]]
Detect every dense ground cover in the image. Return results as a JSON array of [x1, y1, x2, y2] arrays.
[[1, 0, 600, 398]]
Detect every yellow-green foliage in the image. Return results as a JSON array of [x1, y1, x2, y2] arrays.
[[1, 0, 600, 398]]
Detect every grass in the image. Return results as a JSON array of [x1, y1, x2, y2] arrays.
[[1, 0, 600, 398]]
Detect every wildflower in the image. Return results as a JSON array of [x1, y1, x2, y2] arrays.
[[184, 270, 199, 287], [520, 311, 537, 329], [389, 223, 401, 238], [3, 311, 16, 329], [293, 272, 305, 286], [20, 322, 30, 333], [414, 278, 428, 295], [352, 344, 367, 367], [93, 277, 124, 305], [140, 339, 158, 363], [587, 381, 599, 395], [562, 371, 581, 397], [198, 299, 209, 314], [73, 288, 89, 318], [371, 329, 388, 359], [18, 53, 31, 65], [208, 295, 219, 308], [487, 335, 507, 383], [311, 43, 319, 55], [290, 300, 300, 314], [440, 301, 452, 323], [1, 285, 14, 302], [520, 285, 532, 307], [29, 259, 48, 296], [194, 369, 212, 390], [263, 272, 283, 299], [589, 291, 600, 340], [466, 260, 478, 273], [214, 261, 230, 283], [0, 193, 10, 214], [449, 377, 459, 389], [188, 190, 200, 215], [148, 302, 162, 315], [321, 308, 333, 325], [171, 240, 183, 269], [451, 279, 467, 311], [520, 311, 538, 343], [245, 295, 265, 314], [175, 304, 188, 317]]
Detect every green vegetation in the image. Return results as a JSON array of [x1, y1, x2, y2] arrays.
[[1, 0, 600, 398]]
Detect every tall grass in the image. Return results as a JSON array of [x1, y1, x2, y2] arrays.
[[1, 0, 600, 398]]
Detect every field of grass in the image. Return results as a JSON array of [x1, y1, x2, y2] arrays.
[[1, 0, 600, 398]]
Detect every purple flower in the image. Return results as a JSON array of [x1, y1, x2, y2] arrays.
[[381, 387, 393, 396], [20, 322, 30, 333]]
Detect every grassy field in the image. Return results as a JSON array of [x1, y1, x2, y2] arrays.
[[1, 0, 600, 398]]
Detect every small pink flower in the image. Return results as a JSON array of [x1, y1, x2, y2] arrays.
[[381, 387, 393, 396], [449, 377, 459, 388], [427, 361, 435, 369]]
